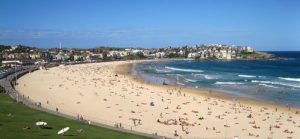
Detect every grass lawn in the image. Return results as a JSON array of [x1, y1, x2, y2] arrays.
[[0, 92, 152, 139]]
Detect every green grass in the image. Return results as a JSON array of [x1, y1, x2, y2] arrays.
[[0, 92, 152, 139]]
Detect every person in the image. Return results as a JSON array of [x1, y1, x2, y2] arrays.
[[133, 120, 136, 126], [138, 120, 141, 125], [56, 107, 59, 112], [150, 102, 155, 106], [286, 104, 291, 111], [174, 130, 178, 136], [185, 129, 189, 134], [247, 114, 252, 118]]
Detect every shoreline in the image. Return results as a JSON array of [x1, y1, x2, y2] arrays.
[[115, 61, 300, 112], [0, 68, 156, 139], [15, 60, 300, 138]]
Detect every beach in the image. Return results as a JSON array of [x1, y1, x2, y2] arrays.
[[15, 60, 300, 139]]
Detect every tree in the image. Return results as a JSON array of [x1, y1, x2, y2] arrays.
[[0, 45, 10, 52], [125, 52, 145, 60], [167, 53, 181, 58]]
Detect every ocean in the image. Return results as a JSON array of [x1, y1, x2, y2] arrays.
[[133, 51, 300, 107]]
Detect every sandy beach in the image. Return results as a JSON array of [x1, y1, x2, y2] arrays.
[[16, 60, 300, 139]]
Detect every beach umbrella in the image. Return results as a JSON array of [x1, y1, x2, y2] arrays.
[[57, 127, 70, 135]]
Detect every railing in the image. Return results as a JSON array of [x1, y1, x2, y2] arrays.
[[0, 66, 233, 139]]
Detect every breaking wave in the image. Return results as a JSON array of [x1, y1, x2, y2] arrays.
[[278, 77, 300, 82], [259, 83, 278, 88], [177, 82, 185, 86], [184, 78, 198, 82], [238, 74, 256, 78], [252, 80, 300, 88], [193, 74, 217, 79], [215, 82, 244, 85], [165, 66, 203, 73], [166, 74, 183, 76], [155, 69, 171, 73]]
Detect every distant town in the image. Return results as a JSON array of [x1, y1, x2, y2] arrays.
[[0, 44, 275, 68]]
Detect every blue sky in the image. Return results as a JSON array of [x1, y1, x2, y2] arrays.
[[0, 0, 299, 50]]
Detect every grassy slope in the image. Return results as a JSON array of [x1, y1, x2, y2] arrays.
[[0, 93, 151, 139]]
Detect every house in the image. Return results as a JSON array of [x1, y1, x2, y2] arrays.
[[55, 51, 70, 61], [245, 46, 254, 53], [187, 52, 200, 58], [155, 52, 165, 58]]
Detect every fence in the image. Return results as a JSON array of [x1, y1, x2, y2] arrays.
[[0, 66, 234, 139]]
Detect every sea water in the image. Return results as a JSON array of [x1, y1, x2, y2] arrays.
[[133, 52, 300, 107]]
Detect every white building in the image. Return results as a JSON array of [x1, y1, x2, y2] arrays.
[[154, 52, 165, 58], [187, 52, 200, 58], [245, 46, 254, 53]]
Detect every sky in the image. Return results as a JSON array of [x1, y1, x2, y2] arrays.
[[0, 0, 299, 50]]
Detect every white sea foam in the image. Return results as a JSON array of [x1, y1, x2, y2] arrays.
[[193, 74, 216, 79], [215, 82, 244, 85], [252, 80, 300, 88], [177, 82, 185, 85], [166, 74, 183, 76], [203, 75, 215, 79], [155, 69, 171, 73], [278, 77, 300, 82], [165, 66, 203, 73], [184, 78, 198, 82], [238, 74, 256, 78], [259, 83, 278, 88], [251, 80, 272, 84]]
